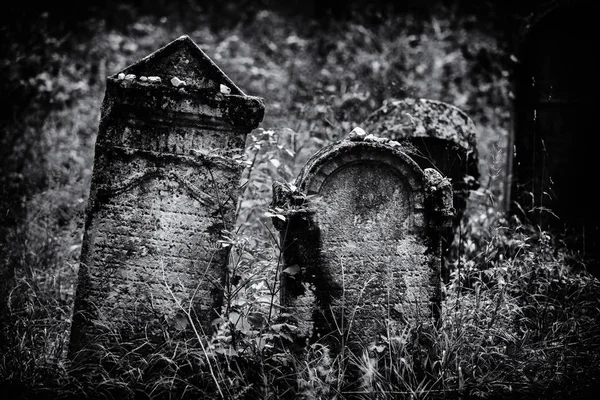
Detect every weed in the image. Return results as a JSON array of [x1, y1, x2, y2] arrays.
[[2, 3, 600, 400]]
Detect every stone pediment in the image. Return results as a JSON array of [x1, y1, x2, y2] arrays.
[[114, 35, 244, 94]]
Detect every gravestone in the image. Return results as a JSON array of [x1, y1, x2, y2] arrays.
[[68, 35, 265, 357], [509, 1, 600, 272], [272, 130, 453, 349], [361, 98, 478, 221]]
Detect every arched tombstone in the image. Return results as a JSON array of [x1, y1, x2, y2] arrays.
[[361, 98, 478, 222], [508, 1, 600, 270], [272, 131, 453, 351], [68, 36, 265, 358]]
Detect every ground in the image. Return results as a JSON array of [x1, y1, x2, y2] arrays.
[[1, 1, 599, 399]]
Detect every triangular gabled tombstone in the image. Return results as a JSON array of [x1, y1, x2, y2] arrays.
[[119, 35, 245, 94], [68, 35, 265, 360]]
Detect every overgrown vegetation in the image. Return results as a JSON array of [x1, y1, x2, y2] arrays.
[[1, 1, 599, 399]]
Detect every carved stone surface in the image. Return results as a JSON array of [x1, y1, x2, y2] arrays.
[[361, 98, 478, 219], [273, 134, 453, 350], [69, 35, 264, 356]]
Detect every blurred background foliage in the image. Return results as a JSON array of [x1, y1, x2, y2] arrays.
[[3, 0, 598, 398]]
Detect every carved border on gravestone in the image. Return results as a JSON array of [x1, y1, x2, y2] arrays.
[[361, 98, 478, 220], [272, 131, 453, 351], [69, 36, 265, 358]]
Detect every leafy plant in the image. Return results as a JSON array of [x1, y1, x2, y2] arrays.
[[2, 2, 600, 400]]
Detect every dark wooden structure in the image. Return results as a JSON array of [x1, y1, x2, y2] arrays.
[[508, 1, 600, 267]]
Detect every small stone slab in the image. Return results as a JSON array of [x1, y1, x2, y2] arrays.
[[361, 98, 478, 219]]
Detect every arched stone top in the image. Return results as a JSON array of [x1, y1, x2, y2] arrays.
[[295, 140, 426, 210], [361, 98, 477, 156], [276, 138, 449, 346]]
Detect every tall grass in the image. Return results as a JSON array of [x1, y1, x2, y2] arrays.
[[24, 127, 595, 400], [2, 2, 599, 399]]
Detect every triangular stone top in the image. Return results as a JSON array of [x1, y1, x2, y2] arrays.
[[115, 35, 245, 95]]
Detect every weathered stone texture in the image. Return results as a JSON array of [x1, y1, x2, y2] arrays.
[[273, 134, 453, 349], [69, 35, 264, 356], [361, 98, 478, 219]]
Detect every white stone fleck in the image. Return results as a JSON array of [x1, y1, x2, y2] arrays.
[[171, 77, 186, 87], [220, 84, 231, 94], [347, 127, 367, 141]]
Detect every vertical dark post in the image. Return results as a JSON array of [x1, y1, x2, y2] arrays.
[[510, 2, 600, 271]]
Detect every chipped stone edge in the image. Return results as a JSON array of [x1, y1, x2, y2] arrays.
[[105, 77, 266, 130], [362, 97, 478, 155]]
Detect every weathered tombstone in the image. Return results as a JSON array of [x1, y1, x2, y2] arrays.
[[509, 1, 600, 272], [68, 35, 265, 357], [361, 98, 478, 221], [272, 130, 453, 350]]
